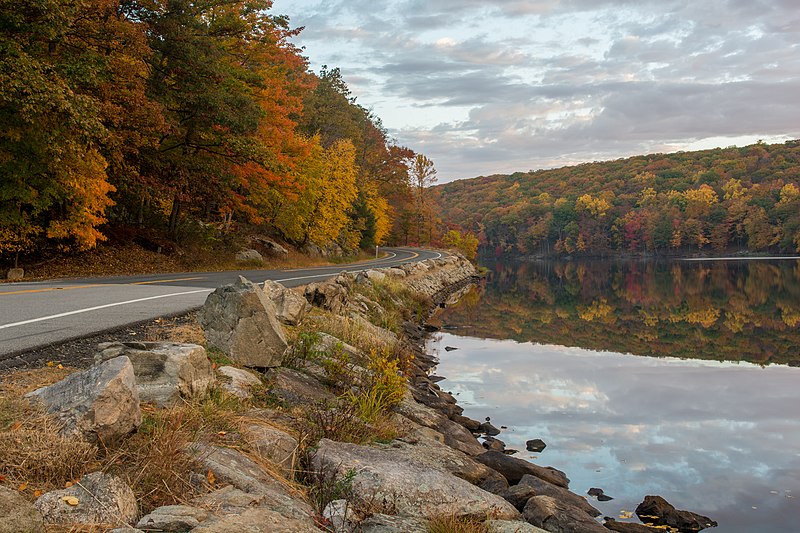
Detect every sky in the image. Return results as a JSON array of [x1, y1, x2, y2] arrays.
[[271, 0, 800, 182]]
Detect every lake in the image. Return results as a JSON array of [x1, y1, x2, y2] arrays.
[[427, 258, 800, 532]]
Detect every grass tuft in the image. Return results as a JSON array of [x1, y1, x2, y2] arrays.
[[426, 515, 490, 533]]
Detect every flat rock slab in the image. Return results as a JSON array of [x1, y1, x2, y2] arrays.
[[26, 356, 141, 443], [267, 367, 335, 406], [218, 366, 262, 400], [476, 451, 569, 488], [35, 472, 137, 527], [136, 505, 210, 531], [189, 446, 313, 521], [311, 438, 518, 520], [486, 520, 550, 533], [518, 474, 600, 517], [523, 495, 607, 533], [191, 507, 318, 533], [359, 513, 427, 532], [240, 422, 299, 477], [0, 485, 44, 533], [96, 342, 214, 407]]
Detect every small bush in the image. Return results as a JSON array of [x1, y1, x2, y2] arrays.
[[308, 467, 356, 515]]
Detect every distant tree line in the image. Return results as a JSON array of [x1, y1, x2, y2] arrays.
[[433, 141, 800, 256], [0, 0, 438, 265]]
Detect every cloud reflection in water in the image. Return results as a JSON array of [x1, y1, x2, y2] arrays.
[[430, 334, 800, 532]]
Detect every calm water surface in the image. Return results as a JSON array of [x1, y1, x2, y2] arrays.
[[428, 258, 800, 532]]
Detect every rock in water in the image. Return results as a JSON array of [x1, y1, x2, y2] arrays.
[[96, 342, 214, 407], [526, 439, 547, 452], [523, 495, 608, 533], [26, 356, 141, 443], [635, 496, 717, 532], [35, 472, 137, 526], [475, 451, 570, 488], [199, 276, 288, 368]]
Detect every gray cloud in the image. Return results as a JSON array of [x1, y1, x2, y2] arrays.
[[272, 0, 800, 180]]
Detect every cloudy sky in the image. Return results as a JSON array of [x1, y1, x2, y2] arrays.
[[271, 0, 800, 182]]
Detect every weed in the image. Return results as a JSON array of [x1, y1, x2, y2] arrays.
[[282, 331, 324, 369], [308, 466, 356, 515], [206, 347, 235, 368]]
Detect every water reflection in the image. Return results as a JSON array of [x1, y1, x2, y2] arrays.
[[429, 259, 800, 533], [439, 259, 800, 365], [430, 335, 800, 533]]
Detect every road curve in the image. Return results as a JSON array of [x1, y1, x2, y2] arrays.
[[0, 247, 442, 360]]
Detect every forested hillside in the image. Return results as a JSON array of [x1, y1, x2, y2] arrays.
[[0, 0, 433, 267], [434, 141, 800, 256]]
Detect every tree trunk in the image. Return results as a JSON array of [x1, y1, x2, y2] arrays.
[[168, 194, 181, 238]]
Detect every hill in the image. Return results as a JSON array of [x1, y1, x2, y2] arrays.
[[432, 141, 800, 256]]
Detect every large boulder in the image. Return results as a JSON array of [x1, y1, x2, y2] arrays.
[[263, 280, 311, 326], [0, 485, 44, 533], [35, 472, 137, 527], [635, 496, 717, 532], [475, 451, 569, 488], [96, 342, 214, 407], [26, 356, 141, 443], [304, 277, 350, 314], [235, 249, 263, 264], [522, 495, 608, 533], [517, 474, 600, 517], [311, 439, 518, 520], [199, 276, 288, 368]]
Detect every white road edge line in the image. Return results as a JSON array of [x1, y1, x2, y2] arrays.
[[0, 289, 211, 330]]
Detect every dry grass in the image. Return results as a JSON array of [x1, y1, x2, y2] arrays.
[[144, 315, 205, 345], [426, 515, 490, 533]]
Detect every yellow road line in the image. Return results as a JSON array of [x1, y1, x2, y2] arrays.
[[0, 284, 102, 296], [131, 277, 205, 285]]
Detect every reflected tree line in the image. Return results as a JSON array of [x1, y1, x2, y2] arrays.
[[442, 260, 800, 366]]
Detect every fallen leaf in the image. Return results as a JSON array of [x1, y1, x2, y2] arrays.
[[64, 481, 73, 488], [33, 490, 42, 497], [46, 361, 55, 367], [57, 364, 63, 369], [0, 475, 5, 482], [9, 421, 22, 431], [207, 469, 216, 486], [62, 496, 79, 506], [18, 482, 27, 491], [217, 431, 227, 436]]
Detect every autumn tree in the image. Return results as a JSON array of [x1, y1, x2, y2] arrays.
[[411, 154, 437, 244]]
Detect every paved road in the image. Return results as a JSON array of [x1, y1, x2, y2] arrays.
[[0, 247, 441, 360]]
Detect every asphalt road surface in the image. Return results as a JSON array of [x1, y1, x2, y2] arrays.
[[0, 247, 441, 361]]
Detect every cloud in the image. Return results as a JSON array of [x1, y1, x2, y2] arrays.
[[272, 0, 800, 180]]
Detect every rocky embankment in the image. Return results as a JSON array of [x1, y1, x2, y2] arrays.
[[0, 254, 716, 533]]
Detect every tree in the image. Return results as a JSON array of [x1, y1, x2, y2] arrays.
[[411, 154, 437, 244]]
